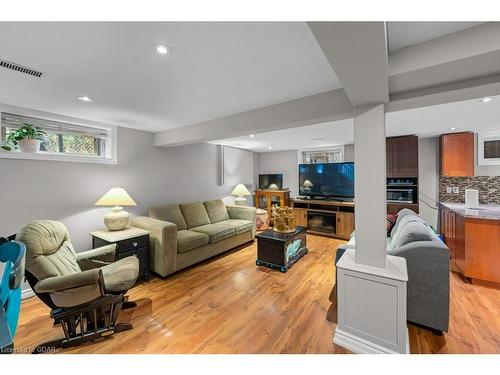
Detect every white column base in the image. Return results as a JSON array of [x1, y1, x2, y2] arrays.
[[334, 327, 409, 354], [334, 249, 409, 354]]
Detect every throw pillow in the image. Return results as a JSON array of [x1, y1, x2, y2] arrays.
[[387, 214, 397, 236]]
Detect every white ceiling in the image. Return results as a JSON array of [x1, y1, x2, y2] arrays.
[[387, 22, 484, 53], [0, 22, 341, 132], [212, 95, 500, 152]]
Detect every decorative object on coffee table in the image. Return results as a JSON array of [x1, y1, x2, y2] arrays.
[[91, 227, 150, 280], [255, 208, 269, 231], [231, 183, 252, 206], [95, 187, 137, 231], [272, 206, 295, 233], [256, 226, 307, 272]]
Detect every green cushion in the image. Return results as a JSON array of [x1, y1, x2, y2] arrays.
[[177, 230, 210, 253], [16, 220, 81, 280], [191, 222, 235, 243], [180, 202, 211, 229], [149, 204, 187, 230], [203, 199, 230, 223], [224, 219, 253, 234], [101, 256, 139, 292]]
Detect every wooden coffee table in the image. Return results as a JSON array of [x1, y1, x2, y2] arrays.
[[255, 226, 308, 272]]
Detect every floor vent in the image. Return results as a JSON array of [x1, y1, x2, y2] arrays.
[[0, 59, 43, 78]]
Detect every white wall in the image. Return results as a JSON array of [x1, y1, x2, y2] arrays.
[[418, 137, 440, 228], [257, 150, 300, 197], [0, 127, 253, 290], [223, 146, 255, 188]]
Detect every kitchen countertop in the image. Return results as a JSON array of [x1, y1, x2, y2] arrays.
[[440, 202, 500, 220]]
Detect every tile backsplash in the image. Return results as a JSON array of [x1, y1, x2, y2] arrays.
[[439, 176, 500, 204]]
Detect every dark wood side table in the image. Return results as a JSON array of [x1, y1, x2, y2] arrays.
[[255, 226, 308, 273], [91, 227, 150, 281]]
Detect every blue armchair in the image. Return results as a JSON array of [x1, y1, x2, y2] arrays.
[[0, 239, 26, 353]]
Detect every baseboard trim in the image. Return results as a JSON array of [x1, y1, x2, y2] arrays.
[[21, 288, 35, 300], [333, 328, 410, 354]]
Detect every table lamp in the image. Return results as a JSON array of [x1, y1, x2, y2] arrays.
[[95, 187, 137, 231], [231, 184, 252, 206], [268, 183, 279, 191], [303, 180, 313, 192]]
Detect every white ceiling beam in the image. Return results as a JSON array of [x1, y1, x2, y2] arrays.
[[154, 89, 353, 147], [389, 22, 500, 76], [388, 76, 500, 113], [308, 22, 389, 106]]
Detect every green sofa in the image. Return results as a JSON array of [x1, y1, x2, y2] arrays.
[[131, 199, 256, 277]]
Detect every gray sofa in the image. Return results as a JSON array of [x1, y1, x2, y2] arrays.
[[131, 199, 256, 277], [336, 208, 450, 332]]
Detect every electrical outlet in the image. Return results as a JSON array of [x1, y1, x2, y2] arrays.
[[453, 186, 459, 194], [446, 186, 452, 194]]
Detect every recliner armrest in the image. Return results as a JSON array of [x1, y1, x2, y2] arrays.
[[35, 268, 104, 293], [77, 244, 117, 270], [35, 269, 107, 308]]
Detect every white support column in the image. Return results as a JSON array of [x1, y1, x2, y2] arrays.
[[333, 103, 409, 354], [353, 104, 387, 268]]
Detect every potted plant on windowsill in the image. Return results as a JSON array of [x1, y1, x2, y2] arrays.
[[1, 123, 47, 153]]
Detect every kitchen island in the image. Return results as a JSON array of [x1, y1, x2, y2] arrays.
[[440, 202, 500, 287]]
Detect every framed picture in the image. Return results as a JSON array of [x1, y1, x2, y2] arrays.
[[478, 131, 500, 166]]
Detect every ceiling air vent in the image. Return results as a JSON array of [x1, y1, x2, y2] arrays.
[[0, 59, 43, 78]]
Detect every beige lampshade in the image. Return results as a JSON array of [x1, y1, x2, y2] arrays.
[[268, 183, 279, 191], [303, 180, 314, 188], [231, 184, 251, 197], [95, 187, 137, 207]]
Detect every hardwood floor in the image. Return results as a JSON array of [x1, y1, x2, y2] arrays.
[[15, 235, 500, 354]]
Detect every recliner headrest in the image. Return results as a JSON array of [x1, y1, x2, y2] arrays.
[[16, 220, 70, 256]]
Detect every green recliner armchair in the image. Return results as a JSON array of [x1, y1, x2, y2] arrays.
[[16, 220, 139, 351]]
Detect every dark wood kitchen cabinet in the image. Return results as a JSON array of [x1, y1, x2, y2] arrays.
[[440, 132, 474, 177], [386, 135, 418, 178]]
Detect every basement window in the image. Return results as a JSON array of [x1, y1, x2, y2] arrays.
[[0, 112, 117, 164], [299, 146, 345, 164]]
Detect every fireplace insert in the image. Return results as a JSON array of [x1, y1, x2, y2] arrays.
[[308, 211, 336, 234]]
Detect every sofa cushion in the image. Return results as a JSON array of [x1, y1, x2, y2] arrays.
[[224, 219, 254, 234], [204, 199, 230, 223], [390, 220, 437, 250], [177, 230, 210, 253], [391, 210, 426, 238], [191, 222, 235, 243], [180, 202, 211, 229], [149, 204, 187, 230]]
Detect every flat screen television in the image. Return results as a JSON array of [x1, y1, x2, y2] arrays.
[[298, 162, 355, 199], [258, 174, 283, 190]]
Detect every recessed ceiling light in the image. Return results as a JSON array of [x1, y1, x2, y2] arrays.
[[155, 44, 170, 55], [310, 137, 324, 141], [481, 97, 492, 103], [450, 127, 457, 130], [250, 134, 255, 138], [78, 96, 93, 102], [268, 146, 273, 150]]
